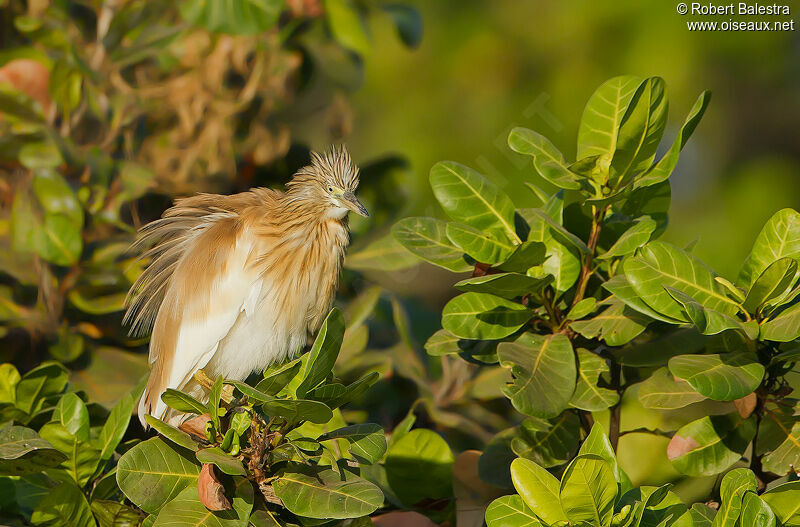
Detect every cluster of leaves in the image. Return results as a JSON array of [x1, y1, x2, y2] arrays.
[[0, 0, 420, 393], [489, 424, 800, 527], [120, 306, 465, 526], [386, 75, 800, 524], [0, 361, 142, 526]]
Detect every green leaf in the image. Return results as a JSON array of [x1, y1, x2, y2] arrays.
[[36, 213, 83, 266], [509, 457, 567, 524], [713, 468, 757, 527], [508, 127, 581, 190], [446, 222, 515, 264], [570, 298, 650, 346], [261, 399, 333, 424], [691, 504, 717, 526], [511, 413, 581, 468], [255, 359, 302, 396], [56, 392, 90, 442], [225, 380, 273, 403], [454, 272, 552, 300], [635, 90, 712, 188], [637, 368, 705, 410], [667, 414, 756, 476], [531, 209, 591, 254], [741, 492, 776, 527], [567, 298, 597, 321], [15, 361, 68, 415], [318, 423, 387, 464], [392, 217, 472, 272], [33, 169, 82, 227], [760, 301, 800, 342], [559, 454, 617, 526], [161, 389, 207, 415], [664, 287, 756, 338], [144, 415, 199, 452], [384, 428, 453, 505], [90, 500, 141, 527], [497, 333, 576, 418], [324, 0, 371, 55], [744, 258, 798, 313], [604, 274, 683, 324], [0, 425, 66, 476], [577, 75, 643, 162], [578, 423, 632, 492], [308, 371, 379, 409], [180, 0, 282, 35], [485, 494, 543, 527], [569, 348, 619, 412], [381, 4, 423, 48], [196, 447, 246, 476], [0, 363, 20, 402], [497, 241, 547, 273], [430, 161, 520, 243], [116, 436, 201, 514], [38, 422, 100, 486], [761, 420, 800, 476], [442, 292, 531, 340], [624, 241, 740, 321], [152, 476, 253, 526], [30, 481, 95, 527], [296, 308, 345, 397], [739, 208, 800, 288], [597, 217, 656, 260], [668, 354, 764, 401], [208, 375, 224, 430], [763, 481, 800, 526], [541, 236, 581, 293], [19, 142, 63, 170], [274, 465, 383, 519], [610, 77, 669, 186]]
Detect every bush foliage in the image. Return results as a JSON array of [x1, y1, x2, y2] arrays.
[[2, 1, 800, 525]]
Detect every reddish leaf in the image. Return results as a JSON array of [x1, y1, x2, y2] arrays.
[[180, 414, 212, 440], [198, 463, 231, 511], [667, 434, 700, 461], [734, 393, 757, 418], [373, 511, 438, 527], [0, 59, 51, 111]]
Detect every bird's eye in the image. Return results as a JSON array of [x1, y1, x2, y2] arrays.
[[327, 186, 333, 192]]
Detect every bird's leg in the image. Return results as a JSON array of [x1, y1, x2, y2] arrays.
[[193, 369, 234, 403]]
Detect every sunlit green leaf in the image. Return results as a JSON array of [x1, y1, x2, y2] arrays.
[[498, 332, 576, 418], [559, 454, 617, 526], [508, 127, 581, 190], [117, 437, 200, 514], [635, 90, 712, 188], [509, 457, 566, 524], [30, 481, 95, 527], [442, 292, 531, 340], [485, 494, 543, 527], [569, 348, 619, 411], [181, 0, 282, 35], [0, 425, 66, 476], [637, 368, 705, 410], [668, 353, 763, 401], [667, 414, 755, 476], [577, 75, 643, 162], [274, 465, 383, 519], [739, 208, 800, 288], [430, 161, 520, 243], [446, 221, 515, 264]]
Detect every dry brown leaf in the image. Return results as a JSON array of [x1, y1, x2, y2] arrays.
[[198, 463, 232, 511], [0, 59, 52, 111], [734, 392, 757, 418], [180, 413, 212, 440]]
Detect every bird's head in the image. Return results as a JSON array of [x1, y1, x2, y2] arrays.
[[286, 145, 369, 219]]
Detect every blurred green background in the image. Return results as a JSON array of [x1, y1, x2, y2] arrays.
[[311, 0, 800, 285]]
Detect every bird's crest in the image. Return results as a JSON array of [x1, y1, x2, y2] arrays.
[[289, 145, 359, 192]]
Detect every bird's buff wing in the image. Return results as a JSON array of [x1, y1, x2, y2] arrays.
[[125, 205, 261, 425]]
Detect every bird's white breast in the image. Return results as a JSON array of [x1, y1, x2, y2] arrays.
[[202, 220, 346, 382]]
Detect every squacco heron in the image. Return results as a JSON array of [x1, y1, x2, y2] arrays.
[[124, 146, 368, 426]]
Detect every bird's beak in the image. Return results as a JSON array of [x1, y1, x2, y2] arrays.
[[341, 191, 369, 217]]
